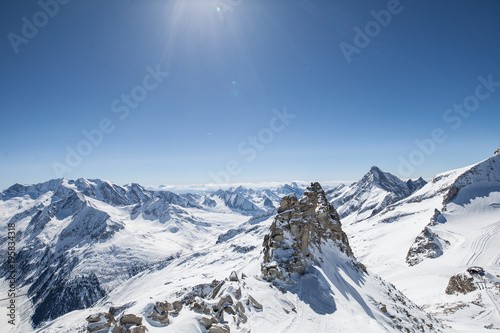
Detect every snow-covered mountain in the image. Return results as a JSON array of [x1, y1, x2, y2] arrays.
[[344, 154, 500, 331], [7, 182, 441, 332], [1, 153, 499, 332], [326, 166, 427, 224]]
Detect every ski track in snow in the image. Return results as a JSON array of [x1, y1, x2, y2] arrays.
[[465, 221, 500, 266]]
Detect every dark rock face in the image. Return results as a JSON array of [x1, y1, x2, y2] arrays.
[[31, 273, 106, 327], [445, 273, 477, 295], [406, 227, 446, 266], [406, 177, 427, 193], [261, 182, 355, 282], [406, 209, 449, 266]]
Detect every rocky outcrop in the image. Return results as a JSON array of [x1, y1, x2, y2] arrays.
[[445, 273, 477, 295], [406, 210, 449, 266], [495, 146, 500, 156], [86, 312, 145, 333], [86, 312, 116, 332], [406, 177, 427, 193], [261, 182, 359, 282]]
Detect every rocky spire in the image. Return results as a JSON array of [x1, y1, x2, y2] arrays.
[[261, 182, 359, 282]]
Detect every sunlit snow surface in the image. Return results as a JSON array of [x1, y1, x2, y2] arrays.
[[0, 155, 499, 332]]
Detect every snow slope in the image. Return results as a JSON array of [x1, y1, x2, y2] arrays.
[[344, 154, 500, 331]]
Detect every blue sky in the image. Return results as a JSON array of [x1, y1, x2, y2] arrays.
[[1, 0, 499, 191]]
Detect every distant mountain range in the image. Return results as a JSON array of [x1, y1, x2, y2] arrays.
[[1, 153, 499, 332]]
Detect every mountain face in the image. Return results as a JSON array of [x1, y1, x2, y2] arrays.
[[1, 155, 499, 332], [406, 177, 427, 193], [344, 154, 500, 330], [327, 166, 426, 224], [25, 182, 440, 333]]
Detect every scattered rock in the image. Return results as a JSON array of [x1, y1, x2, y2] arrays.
[[247, 295, 263, 310], [119, 314, 143, 326], [210, 281, 225, 299], [86, 312, 116, 332], [130, 326, 147, 333], [198, 316, 217, 329], [446, 273, 477, 295], [172, 301, 183, 311], [214, 295, 233, 312], [208, 324, 230, 333], [229, 271, 239, 282]]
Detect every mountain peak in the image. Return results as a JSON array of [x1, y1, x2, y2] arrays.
[[261, 182, 357, 282]]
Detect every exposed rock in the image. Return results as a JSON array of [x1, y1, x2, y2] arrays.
[[247, 295, 263, 310], [406, 223, 449, 266], [223, 305, 236, 315], [130, 326, 147, 333], [198, 316, 217, 329], [86, 312, 116, 332], [446, 273, 477, 295], [208, 324, 231, 333], [406, 177, 427, 193], [147, 303, 169, 325], [119, 314, 142, 326], [172, 300, 183, 311], [210, 281, 225, 299], [229, 271, 239, 282], [191, 301, 211, 315], [495, 146, 500, 156], [235, 301, 247, 323], [214, 295, 234, 312], [235, 287, 242, 300], [261, 182, 356, 282]]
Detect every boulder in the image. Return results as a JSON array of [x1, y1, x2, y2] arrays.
[[214, 295, 233, 312], [172, 301, 183, 311], [229, 271, 239, 282], [208, 324, 230, 333], [198, 316, 218, 329], [130, 326, 147, 333], [86, 312, 116, 332], [247, 295, 263, 310], [119, 314, 142, 326]]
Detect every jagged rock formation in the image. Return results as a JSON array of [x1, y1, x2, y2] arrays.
[[406, 177, 427, 193], [406, 226, 449, 266], [261, 182, 360, 282], [406, 209, 449, 266], [445, 273, 477, 295], [328, 167, 426, 222], [495, 146, 500, 156]]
